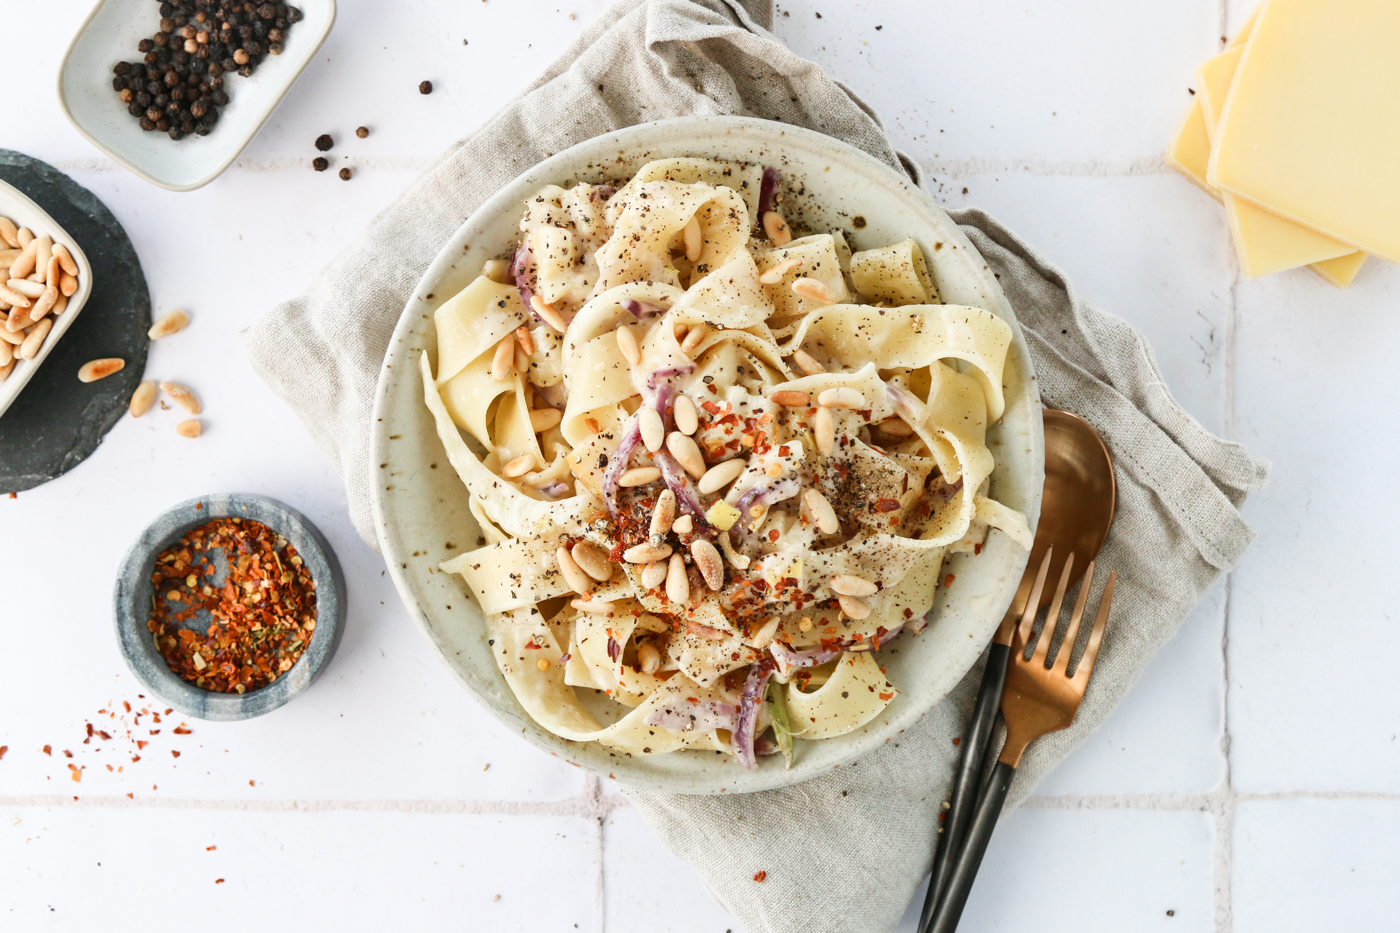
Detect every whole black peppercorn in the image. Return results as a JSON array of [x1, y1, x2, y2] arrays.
[[238, 65, 253, 77], [267, 27, 282, 42], [128, 101, 145, 117], [191, 99, 208, 117], [355, 126, 368, 138], [154, 94, 169, 108], [197, 45, 211, 60], [195, 122, 212, 136], [314, 133, 332, 151], [312, 157, 328, 171], [139, 116, 156, 131], [212, 89, 229, 105], [160, 2, 174, 15], [419, 80, 433, 94], [268, 42, 282, 55], [139, 38, 155, 52], [168, 126, 185, 141], [339, 167, 352, 181], [146, 107, 163, 122], [160, 17, 175, 32], [144, 51, 160, 65], [136, 91, 153, 107], [164, 70, 179, 87], [207, 62, 223, 76], [221, 57, 237, 71], [113, 61, 131, 75], [153, 31, 168, 47], [112, 76, 128, 91], [156, 117, 170, 132], [287, 6, 303, 23], [258, 3, 276, 19]]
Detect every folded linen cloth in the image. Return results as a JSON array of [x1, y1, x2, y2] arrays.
[[242, 2, 1270, 931]]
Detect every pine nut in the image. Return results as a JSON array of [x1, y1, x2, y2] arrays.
[[514, 345, 531, 373], [15, 227, 32, 247], [530, 295, 568, 332], [679, 323, 709, 355], [0, 284, 31, 309], [673, 322, 689, 342], [691, 539, 724, 591], [665, 553, 690, 604], [616, 326, 641, 366], [673, 394, 699, 435], [176, 419, 202, 438], [482, 259, 512, 283], [0, 326, 23, 345], [52, 243, 78, 276], [502, 454, 537, 477], [792, 277, 838, 304], [530, 407, 562, 432], [6, 279, 43, 298], [814, 406, 835, 455], [770, 389, 810, 407], [682, 215, 702, 262], [571, 541, 613, 582], [619, 466, 662, 487], [793, 349, 825, 375], [556, 546, 593, 595], [666, 431, 707, 478], [749, 617, 781, 649], [129, 381, 157, 418], [830, 573, 878, 597], [625, 542, 673, 564], [758, 258, 802, 285], [638, 406, 665, 452], [763, 210, 792, 246], [52, 292, 67, 316], [637, 642, 662, 674], [78, 358, 124, 383], [491, 335, 515, 381], [159, 382, 201, 415], [515, 325, 536, 357], [640, 560, 668, 589], [59, 272, 78, 297], [0, 247, 17, 265], [819, 386, 866, 410], [0, 217, 16, 248], [45, 256, 61, 292], [698, 457, 746, 494], [0, 358, 10, 381], [878, 417, 914, 437], [8, 240, 36, 280], [28, 285, 58, 322], [837, 594, 871, 620], [18, 319, 50, 359], [32, 237, 51, 282], [671, 514, 694, 535], [804, 489, 839, 535], [650, 489, 677, 537], [0, 340, 10, 367], [571, 598, 616, 615]]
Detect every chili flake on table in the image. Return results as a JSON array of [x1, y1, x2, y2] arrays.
[[146, 517, 316, 693]]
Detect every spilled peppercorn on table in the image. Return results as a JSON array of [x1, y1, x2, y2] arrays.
[[2, 2, 1398, 932]]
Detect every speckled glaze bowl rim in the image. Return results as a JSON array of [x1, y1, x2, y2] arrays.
[[371, 115, 1043, 793], [112, 493, 346, 721]]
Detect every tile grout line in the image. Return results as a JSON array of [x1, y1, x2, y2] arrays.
[[585, 775, 608, 933]]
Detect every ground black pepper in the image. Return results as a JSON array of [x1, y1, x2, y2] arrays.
[[111, 0, 304, 140]]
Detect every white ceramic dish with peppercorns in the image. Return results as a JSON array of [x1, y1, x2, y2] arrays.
[[57, 0, 336, 192], [0, 179, 94, 421]]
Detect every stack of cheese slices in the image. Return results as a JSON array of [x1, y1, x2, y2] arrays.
[[1167, 0, 1399, 287]]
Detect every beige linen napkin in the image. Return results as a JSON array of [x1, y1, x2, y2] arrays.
[[242, 3, 1269, 931]]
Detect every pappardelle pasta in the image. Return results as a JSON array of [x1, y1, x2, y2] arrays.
[[422, 157, 1030, 769]]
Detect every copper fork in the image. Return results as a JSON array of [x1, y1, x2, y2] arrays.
[[924, 548, 1117, 933]]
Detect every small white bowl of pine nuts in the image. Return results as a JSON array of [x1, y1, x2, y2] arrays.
[[0, 179, 93, 421]]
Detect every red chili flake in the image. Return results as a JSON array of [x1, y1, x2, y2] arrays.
[[214, 878, 224, 884], [944, 574, 956, 588], [126, 793, 134, 799], [147, 517, 318, 694], [879, 692, 894, 701], [171, 751, 181, 758], [0, 746, 6, 760], [123, 701, 132, 713], [98, 731, 112, 741], [939, 810, 948, 823], [753, 871, 767, 883], [874, 498, 901, 513], [952, 737, 961, 746], [778, 445, 790, 457], [68, 764, 82, 782], [137, 741, 148, 749], [131, 756, 141, 763], [973, 543, 982, 555], [63, 750, 73, 758], [173, 726, 192, 735], [207, 845, 217, 851], [42, 745, 51, 756]]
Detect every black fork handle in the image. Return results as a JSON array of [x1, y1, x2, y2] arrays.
[[918, 642, 1010, 932], [927, 760, 1017, 933]]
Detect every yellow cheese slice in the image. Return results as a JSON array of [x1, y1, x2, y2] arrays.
[[1228, 5, 1262, 50], [1209, 0, 1400, 264], [1309, 251, 1369, 288], [1165, 98, 1218, 202], [1196, 47, 1243, 140]]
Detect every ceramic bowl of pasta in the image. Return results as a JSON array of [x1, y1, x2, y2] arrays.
[[371, 116, 1043, 794]]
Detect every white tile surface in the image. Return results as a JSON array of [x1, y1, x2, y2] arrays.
[[2, 0, 1396, 930], [1234, 799, 1400, 932]]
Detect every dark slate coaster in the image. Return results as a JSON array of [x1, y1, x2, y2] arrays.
[[0, 151, 151, 493]]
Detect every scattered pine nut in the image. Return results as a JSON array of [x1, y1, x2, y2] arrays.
[[28, 286, 58, 322], [748, 617, 781, 650], [763, 211, 792, 246], [650, 488, 677, 538], [819, 386, 866, 410], [638, 405, 665, 452], [679, 323, 709, 355], [691, 539, 724, 591], [530, 295, 567, 332], [0, 284, 31, 309], [671, 514, 694, 535], [624, 542, 673, 564], [45, 257, 61, 292], [148, 310, 189, 339], [15, 227, 32, 248], [515, 325, 536, 356], [32, 238, 51, 282], [769, 389, 810, 407], [878, 417, 914, 437], [814, 406, 835, 455], [837, 594, 871, 620], [571, 541, 614, 582], [792, 277, 839, 305], [529, 407, 562, 432], [482, 259, 512, 283], [556, 546, 593, 596], [637, 642, 661, 674], [804, 489, 839, 535], [502, 453, 537, 477], [6, 279, 45, 298], [129, 381, 157, 418], [8, 240, 36, 280], [673, 394, 699, 435], [758, 258, 802, 285], [176, 419, 202, 438], [673, 322, 689, 343], [682, 215, 703, 262], [159, 382, 201, 415], [619, 466, 662, 487], [616, 325, 642, 366], [571, 598, 616, 615], [18, 320, 50, 359], [52, 243, 78, 276], [491, 335, 515, 381], [666, 431, 707, 479], [78, 358, 124, 382], [830, 573, 878, 597], [514, 344, 530, 374], [665, 552, 690, 604], [793, 349, 825, 375], [698, 457, 746, 495], [640, 560, 668, 589], [0, 217, 17, 248]]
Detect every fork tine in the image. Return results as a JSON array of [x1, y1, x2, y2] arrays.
[[1052, 561, 1096, 675], [1033, 553, 1075, 666], [1070, 570, 1117, 688], [1015, 547, 1054, 647]]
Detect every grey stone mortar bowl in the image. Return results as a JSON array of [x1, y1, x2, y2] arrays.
[[113, 493, 346, 721]]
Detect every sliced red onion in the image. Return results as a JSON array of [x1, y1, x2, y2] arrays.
[[754, 736, 781, 758], [624, 298, 668, 320], [732, 660, 775, 769], [759, 166, 781, 216], [645, 364, 695, 391], [594, 184, 618, 200], [511, 244, 544, 322], [601, 416, 643, 519], [733, 477, 801, 524], [540, 482, 571, 499], [646, 700, 739, 733]]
